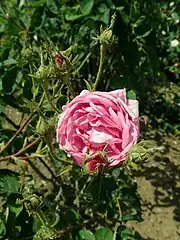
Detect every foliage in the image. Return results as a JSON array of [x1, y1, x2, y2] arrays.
[[0, 0, 179, 239]]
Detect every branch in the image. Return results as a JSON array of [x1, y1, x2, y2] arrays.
[[0, 113, 34, 154], [15, 136, 41, 156]]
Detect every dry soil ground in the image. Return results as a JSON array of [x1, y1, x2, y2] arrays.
[[128, 134, 180, 240]]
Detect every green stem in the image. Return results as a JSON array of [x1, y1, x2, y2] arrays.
[[73, 52, 91, 76], [42, 82, 61, 113], [35, 210, 47, 226], [93, 44, 105, 91]]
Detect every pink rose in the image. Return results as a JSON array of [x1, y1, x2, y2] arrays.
[[56, 89, 139, 171]]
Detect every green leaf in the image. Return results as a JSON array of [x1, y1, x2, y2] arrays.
[[171, 12, 179, 22], [0, 219, 6, 238], [0, 59, 17, 67], [29, 0, 45, 7], [93, 4, 110, 25], [119, 11, 129, 25], [0, 169, 20, 196], [84, 80, 93, 91], [80, 0, 94, 15], [100, 9, 110, 25], [45, 0, 58, 14], [95, 227, 113, 240], [8, 202, 23, 218], [115, 6, 124, 12], [117, 226, 140, 240], [118, 227, 129, 240], [78, 229, 95, 240], [127, 90, 136, 100], [65, 11, 83, 21]]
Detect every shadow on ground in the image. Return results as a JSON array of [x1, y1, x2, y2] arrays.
[[129, 133, 180, 240]]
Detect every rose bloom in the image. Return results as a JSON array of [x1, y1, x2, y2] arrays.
[[56, 89, 139, 172]]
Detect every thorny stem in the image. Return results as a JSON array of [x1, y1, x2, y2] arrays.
[[93, 44, 105, 90]]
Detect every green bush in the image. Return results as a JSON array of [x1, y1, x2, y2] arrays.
[[0, 0, 179, 239]]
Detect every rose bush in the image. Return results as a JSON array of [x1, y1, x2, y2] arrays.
[[57, 89, 139, 171]]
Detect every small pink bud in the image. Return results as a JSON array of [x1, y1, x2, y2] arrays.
[[53, 52, 64, 65]]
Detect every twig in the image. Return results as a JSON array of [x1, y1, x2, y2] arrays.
[[0, 137, 40, 162], [15, 136, 41, 156], [0, 154, 41, 162], [0, 113, 35, 154]]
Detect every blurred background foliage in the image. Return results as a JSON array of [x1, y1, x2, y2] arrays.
[[0, 0, 179, 239]]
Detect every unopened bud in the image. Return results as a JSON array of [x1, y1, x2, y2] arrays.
[[99, 29, 113, 45], [98, 13, 117, 46], [53, 52, 64, 66]]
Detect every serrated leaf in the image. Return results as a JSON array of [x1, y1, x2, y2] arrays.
[[95, 227, 113, 240], [0, 169, 20, 196], [78, 229, 95, 240]]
